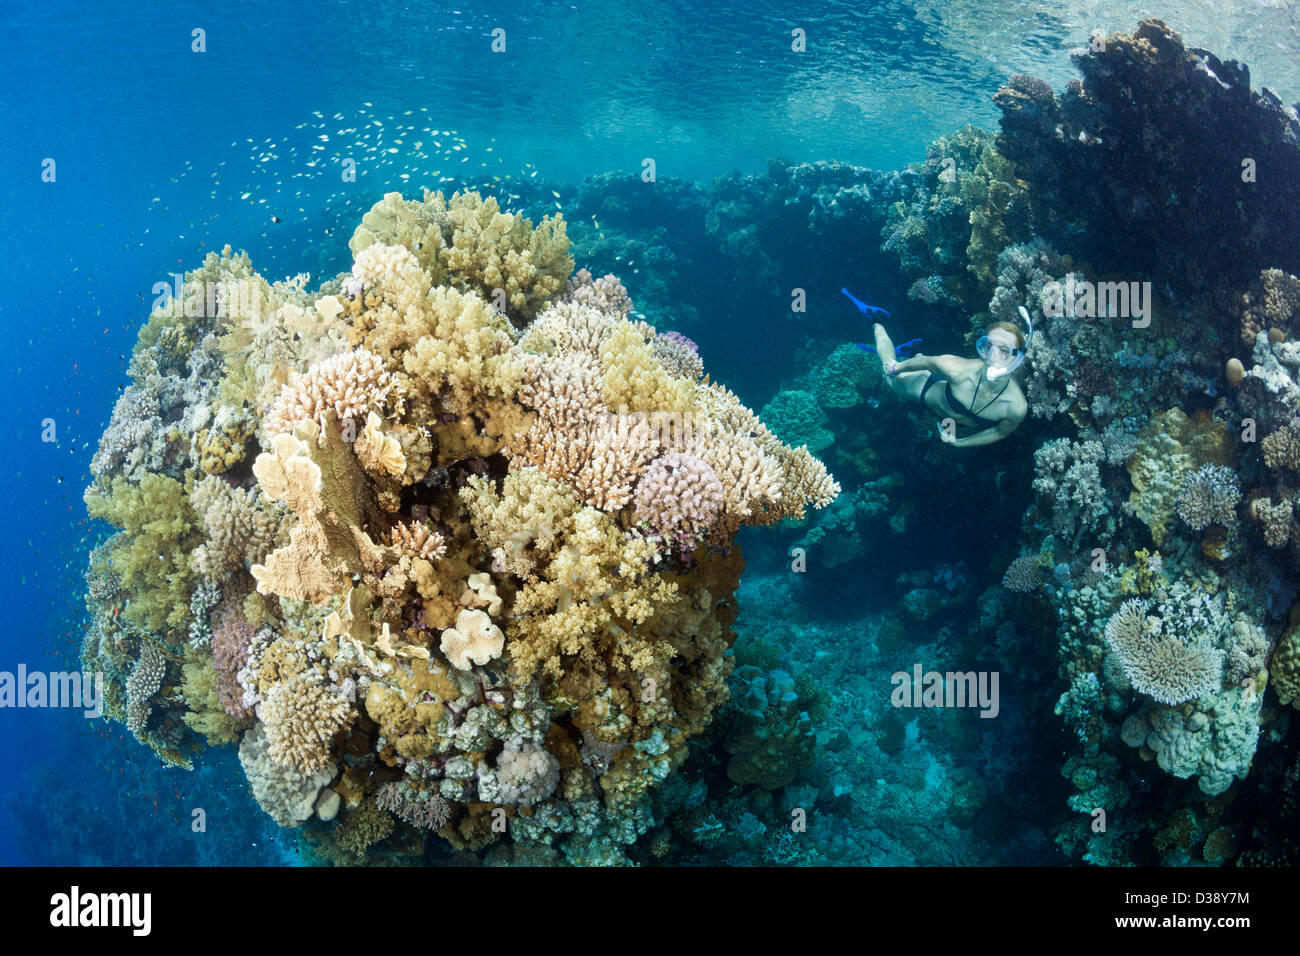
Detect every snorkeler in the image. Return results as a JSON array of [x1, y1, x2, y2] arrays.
[[873, 307, 1031, 448]]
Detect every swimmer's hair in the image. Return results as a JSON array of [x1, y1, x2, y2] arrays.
[[986, 320, 1026, 350]]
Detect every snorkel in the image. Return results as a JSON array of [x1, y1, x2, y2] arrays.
[[982, 306, 1033, 381]]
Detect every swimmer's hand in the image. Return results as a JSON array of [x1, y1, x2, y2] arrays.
[[886, 360, 900, 377]]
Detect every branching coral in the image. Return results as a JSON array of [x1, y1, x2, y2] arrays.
[[263, 348, 392, 440], [1002, 553, 1046, 593], [633, 452, 724, 554], [1238, 269, 1300, 346], [1177, 465, 1241, 531], [349, 190, 573, 324], [125, 643, 167, 736], [190, 476, 285, 584], [259, 670, 356, 774]]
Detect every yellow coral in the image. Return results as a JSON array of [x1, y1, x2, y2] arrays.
[[250, 418, 388, 603], [354, 412, 407, 478], [180, 651, 243, 745], [1127, 409, 1233, 546], [598, 320, 696, 414], [84, 474, 199, 637], [349, 190, 572, 324]]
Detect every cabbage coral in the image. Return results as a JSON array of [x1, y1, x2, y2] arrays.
[[81, 189, 839, 864]]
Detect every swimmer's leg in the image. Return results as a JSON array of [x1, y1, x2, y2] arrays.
[[874, 324, 928, 402]]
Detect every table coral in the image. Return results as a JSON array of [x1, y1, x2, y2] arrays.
[[1104, 598, 1223, 705]]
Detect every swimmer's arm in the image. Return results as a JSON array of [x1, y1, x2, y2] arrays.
[[892, 353, 965, 377], [948, 405, 1026, 448]]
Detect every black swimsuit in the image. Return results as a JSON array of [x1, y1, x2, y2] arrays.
[[920, 373, 1008, 429]]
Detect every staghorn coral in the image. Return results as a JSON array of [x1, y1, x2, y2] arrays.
[[507, 348, 660, 512], [263, 347, 392, 441], [388, 519, 446, 561], [1031, 437, 1112, 542]]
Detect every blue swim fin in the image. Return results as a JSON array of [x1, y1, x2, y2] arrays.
[[841, 288, 890, 319]]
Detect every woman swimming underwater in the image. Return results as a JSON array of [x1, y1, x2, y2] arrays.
[[874, 307, 1032, 448]]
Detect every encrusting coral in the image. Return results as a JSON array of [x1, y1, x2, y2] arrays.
[[81, 189, 839, 864]]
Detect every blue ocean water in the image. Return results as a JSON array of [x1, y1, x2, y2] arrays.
[[3, 1, 1299, 867]]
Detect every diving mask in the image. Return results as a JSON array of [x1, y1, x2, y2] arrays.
[[978, 306, 1034, 380]]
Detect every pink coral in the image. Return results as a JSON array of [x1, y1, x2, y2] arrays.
[[211, 597, 256, 720], [562, 268, 633, 317], [264, 348, 392, 439], [652, 331, 704, 381], [633, 452, 724, 554]]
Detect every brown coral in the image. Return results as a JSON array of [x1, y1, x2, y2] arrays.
[[1002, 553, 1045, 592], [249, 419, 389, 603], [259, 670, 355, 774], [1238, 268, 1300, 346]]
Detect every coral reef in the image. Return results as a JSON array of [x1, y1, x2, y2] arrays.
[[82, 190, 838, 864], [995, 18, 1300, 294]]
